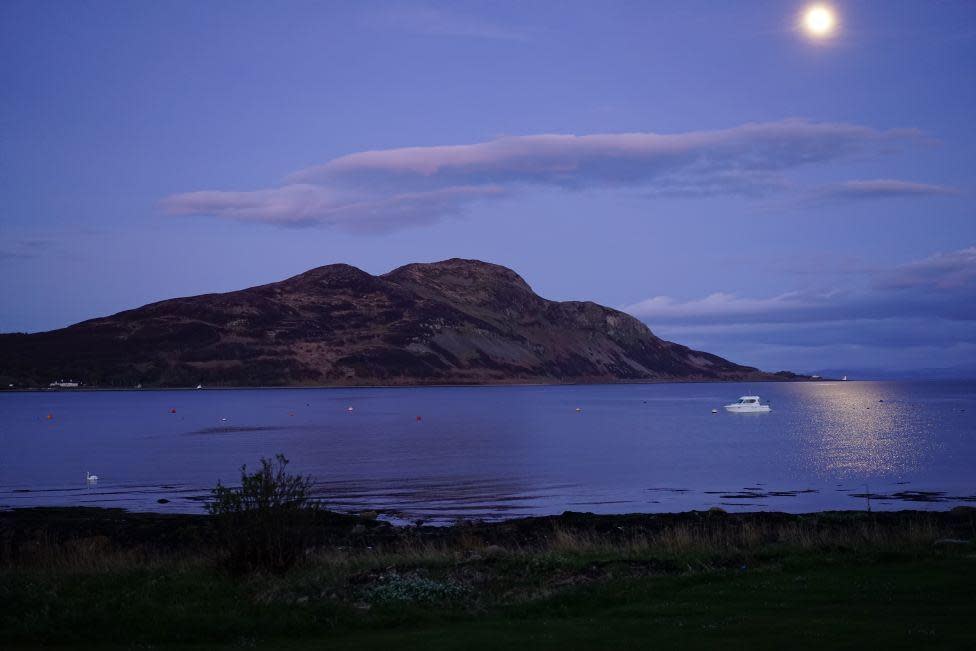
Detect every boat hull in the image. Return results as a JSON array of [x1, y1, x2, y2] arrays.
[[724, 404, 771, 413]]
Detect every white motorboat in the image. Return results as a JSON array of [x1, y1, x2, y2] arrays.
[[724, 395, 771, 413]]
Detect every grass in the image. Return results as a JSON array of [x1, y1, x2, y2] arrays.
[[1, 508, 975, 649], [304, 559, 974, 651]]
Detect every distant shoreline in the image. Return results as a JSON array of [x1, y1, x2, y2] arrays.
[[3, 503, 973, 530], [1, 376, 836, 393]]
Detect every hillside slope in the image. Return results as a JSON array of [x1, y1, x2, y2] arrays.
[[0, 259, 800, 387]]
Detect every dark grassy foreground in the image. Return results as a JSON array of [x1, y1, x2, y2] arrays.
[[2, 507, 975, 649]]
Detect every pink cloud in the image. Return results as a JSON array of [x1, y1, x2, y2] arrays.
[[161, 119, 944, 231], [162, 184, 507, 231], [290, 119, 922, 187]]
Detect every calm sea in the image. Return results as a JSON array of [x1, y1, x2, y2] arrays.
[[1, 381, 973, 523]]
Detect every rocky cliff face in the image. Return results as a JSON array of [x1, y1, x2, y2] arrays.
[[0, 259, 800, 387]]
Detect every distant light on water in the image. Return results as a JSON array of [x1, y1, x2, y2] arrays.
[[801, 382, 926, 477]]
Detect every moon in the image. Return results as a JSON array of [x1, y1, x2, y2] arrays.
[[803, 5, 837, 38]]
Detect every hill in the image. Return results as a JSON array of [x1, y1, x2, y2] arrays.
[[0, 259, 801, 387]]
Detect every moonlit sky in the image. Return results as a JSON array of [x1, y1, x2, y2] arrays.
[[2, 1, 974, 376]]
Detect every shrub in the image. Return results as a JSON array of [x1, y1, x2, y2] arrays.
[[207, 454, 317, 574], [364, 573, 468, 604]]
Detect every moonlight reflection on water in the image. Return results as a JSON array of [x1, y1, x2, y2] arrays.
[[800, 382, 929, 477]]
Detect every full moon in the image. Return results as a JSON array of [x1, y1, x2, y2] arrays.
[[803, 5, 836, 38]]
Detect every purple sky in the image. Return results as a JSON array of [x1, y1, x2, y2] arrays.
[[2, 1, 974, 375]]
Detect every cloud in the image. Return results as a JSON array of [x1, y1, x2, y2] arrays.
[[626, 290, 840, 324], [627, 246, 976, 326], [810, 179, 958, 203], [163, 119, 944, 232], [290, 119, 921, 188], [162, 184, 508, 231], [683, 339, 976, 377], [875, 246, 976, 291], [626, 279, 975, 326], [625, 246, 976, 372], [654, 318, 976, 350], [161, 185, 346, 227], [0, 239, 52, 261]]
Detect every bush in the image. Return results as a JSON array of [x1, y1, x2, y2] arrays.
[[207, 454, 318, 573], [363, 573, 468, 604]]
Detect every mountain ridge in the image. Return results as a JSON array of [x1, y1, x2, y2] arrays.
[[0, 258, 804, 388]]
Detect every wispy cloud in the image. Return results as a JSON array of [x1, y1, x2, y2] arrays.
[[624, 246, 976, 371], [876, 246, 976, 291], [626, 246, 976, 326], [626, 290, 841, 325], [161, 184, 506, 231], [0, 239, 52, 261], [290, 119, 921, 188], [163, 119, 945, 232], [809, 179, 958, 203]]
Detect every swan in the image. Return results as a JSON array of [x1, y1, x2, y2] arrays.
[[86, 471, 99, 482]]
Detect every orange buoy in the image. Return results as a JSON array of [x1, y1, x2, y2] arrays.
[[46, 413, 53, 420]]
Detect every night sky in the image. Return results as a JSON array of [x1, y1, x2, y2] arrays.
[[2, 1, 974, 375]]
